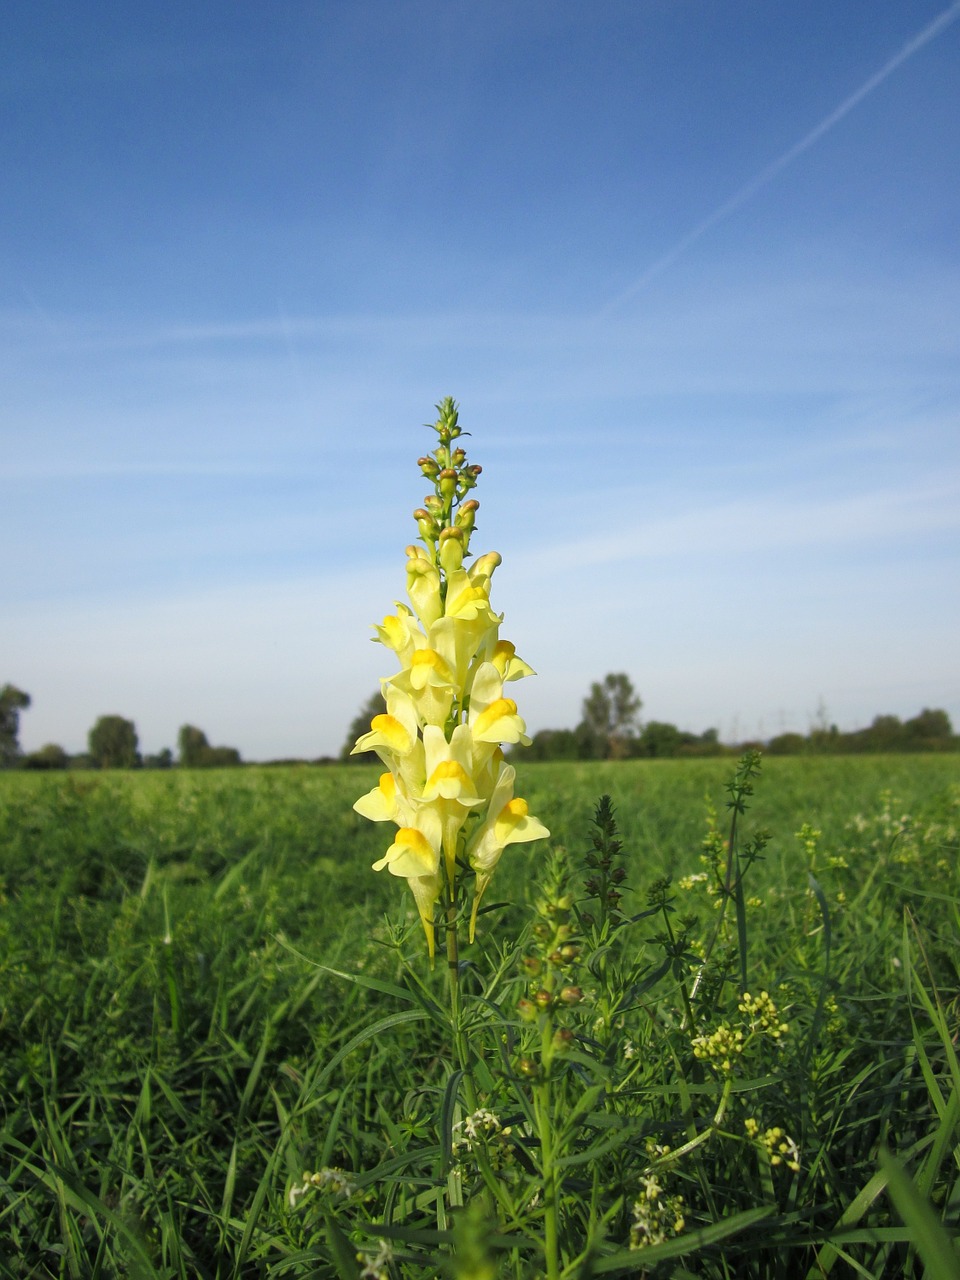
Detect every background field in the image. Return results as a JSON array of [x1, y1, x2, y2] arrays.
[[1, 755, 958, 1276]]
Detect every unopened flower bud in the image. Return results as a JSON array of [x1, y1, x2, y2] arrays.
[[552, 1028, 574, 1054], [517, 1057, 540, 1078], [439, 538, 463, 574], [611, 867, 627, 884], [534, 989, 552, 1010], [438, 468, 458, 500], [452, 447, 466, 466], [413, 508, 435, 541], [559, 986, 583, 1005], [521, 955, 542, 976], [418, 456, 439, 479], [559, 944, 581, 963], [517, 998, 537, 1022], [455, 499, 479, 533]]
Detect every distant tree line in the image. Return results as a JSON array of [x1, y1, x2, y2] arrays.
[[764, 708, 958, 756], [514, 673, 725, 761], [4, 677, 957, 771], [0, 684, 242, 770], [337, 674, 959, 762], [519, 684, 958, 760]]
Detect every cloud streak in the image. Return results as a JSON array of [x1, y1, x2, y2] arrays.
[[598, 1, 960, 316]]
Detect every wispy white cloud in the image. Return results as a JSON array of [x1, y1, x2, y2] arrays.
[[598, 0, 960, 315], [511, 475, 960, 573]]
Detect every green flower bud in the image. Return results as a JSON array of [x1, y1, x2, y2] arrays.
[[534, 989, 553, 1010], [413, 508, 436, 541], [552, 1028, 574, 1054], [559, 986, 583, 1005], [455, 498, 479, 533], [517, 998, 538, 1022], [517, 1057, 540, 1079]]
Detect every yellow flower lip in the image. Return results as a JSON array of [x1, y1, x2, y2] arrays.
[[423, 758, 479, 802], [369, 713, 412, 753], [445, 584, 491, 619], [472, 697, 521, 739], [373, 826, 439, 878], [409, 649, 454, 687]]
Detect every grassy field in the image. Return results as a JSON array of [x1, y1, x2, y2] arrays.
[[1, 754, 958, 1278]]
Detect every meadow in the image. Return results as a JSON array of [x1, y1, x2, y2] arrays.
[[1, 754, 958, 1278]]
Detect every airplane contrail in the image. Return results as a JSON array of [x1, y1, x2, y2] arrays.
[[597, 1, 960, 317]]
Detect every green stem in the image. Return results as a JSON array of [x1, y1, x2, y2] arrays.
[[445, 883, 478, 1113], [662, 903, 697, 1031], [535, 1077, 561, 1280]]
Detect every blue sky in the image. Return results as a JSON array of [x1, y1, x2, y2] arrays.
[[3, 0, 959, 760]]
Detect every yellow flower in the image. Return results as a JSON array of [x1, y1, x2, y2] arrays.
[[421, 724, 485, 883], [469, 665, 531, 754], [372, 605, 425, 667], [388, 649, 456, 727], [352, 400, 549, 953], [372, 818, 442, 956], [405, 547, 442, 627], [353, 771, 414, 825], [489, 639, 536, 682], [467, 764, 550, 940]]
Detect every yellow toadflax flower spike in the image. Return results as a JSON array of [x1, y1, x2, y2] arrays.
[[351, 399, 549, 955]]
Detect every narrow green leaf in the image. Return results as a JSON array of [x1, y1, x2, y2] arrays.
[[440, 1069, 464, 1169], [880, 1148, 960, 1280], [590, 1205, 774, 1272], [325, 1209, 362, 1280]]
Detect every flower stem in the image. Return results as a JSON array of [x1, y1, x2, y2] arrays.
[[534, 1077, 561, 1280]]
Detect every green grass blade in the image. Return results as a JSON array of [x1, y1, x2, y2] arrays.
[[879, 1148, 960, 1280]]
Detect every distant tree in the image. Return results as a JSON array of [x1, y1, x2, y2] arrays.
[[862, 714, 904, 752], [767, 731, 807, 756], [178, 725, 210, 767], [144, 747, 174, 769], [579, 673, 642, 759], [88, 715, 140, 769], [198, 745, 242, 768], [177, 725, 241, 767], [341, 690, 387, 763], [23, 743, 69, 771], [903, 708, 953, 746], [635, 720, 685, 758], [0, 683, 31, 768]]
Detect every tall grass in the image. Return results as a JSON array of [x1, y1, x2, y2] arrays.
[[0, 756, 958, 1276]]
